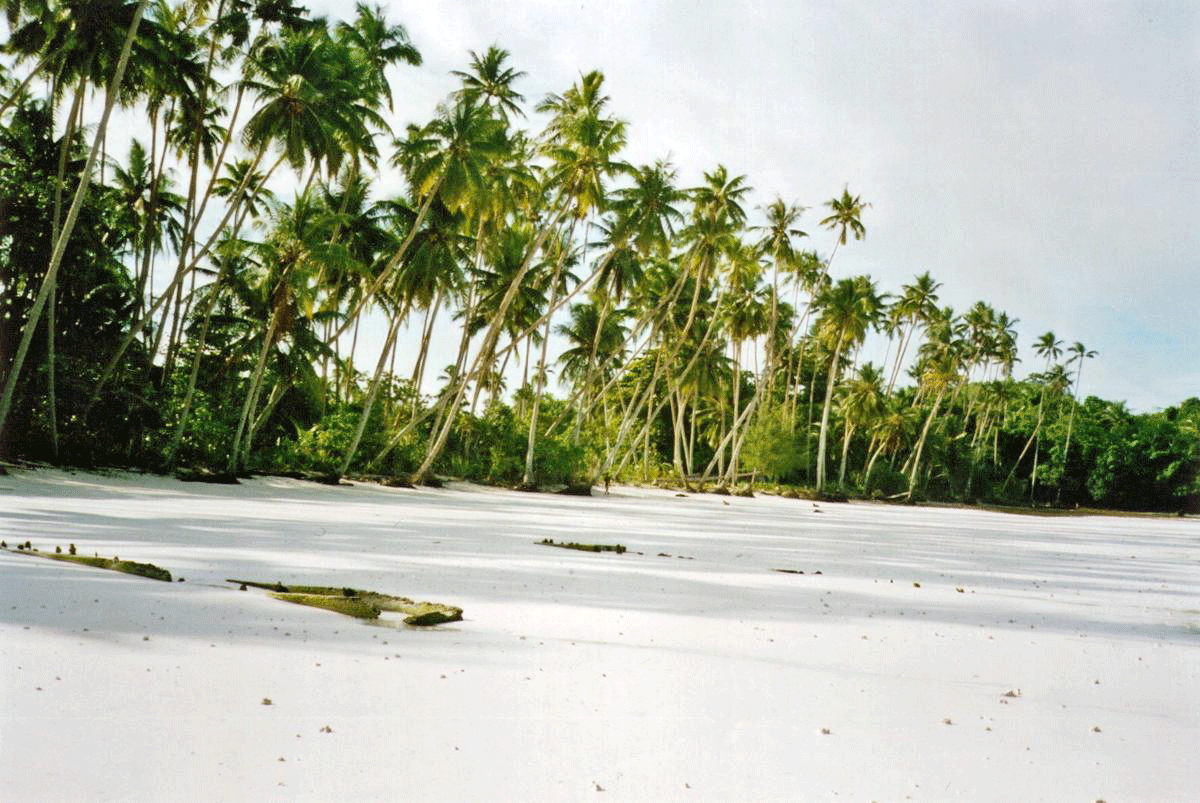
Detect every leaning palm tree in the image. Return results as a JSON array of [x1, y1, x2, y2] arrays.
[[905, 309, 966, 497], [813, 275, 884, 491], [885, 271, 941, 394], [1056, 341, 1097, 501], [754, 197, 806, 399], [520, 72, 628, 487], [837, 362, 885, 486], [1006, 331, 1064, 494], [0, 0, 150, 443]]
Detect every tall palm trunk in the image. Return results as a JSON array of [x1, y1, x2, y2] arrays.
[[838, 420, 856, 487], [82, 148, 285, 423], [522, 224, 574, 487], [0, 51, 54, 120], [723, 338, 743, 486], [164, 262, 229, 467], [0, 1, 148, 444], [338, 302, 408, 476], [227, 262, 293, 474], [907, 388, 947, 497], [411, 202, 570, 484], [814, 331, 845, 492], [44, 73, 88, 458]]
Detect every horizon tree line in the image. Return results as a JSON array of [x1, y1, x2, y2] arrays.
[[1, 1, 1196, 511]]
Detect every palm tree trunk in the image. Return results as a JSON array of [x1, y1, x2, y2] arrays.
[[227, 276, 289, 474], [0, 1, 148, 444], [43, 73, 87, 460], [1005, 398, 1045, 490], [725, 339, 742, 486], [814, 332, 845, 492], [411, 202, 570, 484], [0, 51, 54, 120], [863, 438, 886, 492], [81, 147, 285, 423], [521, 239, 570, 487], [164, 263, 229, 467], [339, 303, 407, 476], [838, 420, 855, 487], [669, 387, 686, 487], [907, 388, 947, 497], [1056, 365, 1087, 503], [596, 283, 729, 484]]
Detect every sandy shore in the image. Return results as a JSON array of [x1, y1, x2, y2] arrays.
[[2, 468, 1198, 801]]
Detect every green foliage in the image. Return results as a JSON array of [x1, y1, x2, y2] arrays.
[[268, 409, 360, 474], [865, 463, 908, 498], [741, 406, 805, 482], [0, 5, 1193, 514]]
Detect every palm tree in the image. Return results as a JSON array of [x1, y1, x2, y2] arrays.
[[0, 0, 151, 444], [720, 244, 769, 485], [334, 3, 420, 113], [813, 275, 884, 491], [819, 186, 869, 266], [341, 96, 508, 342], [83, 21, 380, 422], [520, 71, 629, 487], [1006, 331, 1063, 494], [837, 362, 884, 486], [226, 191, 351, 472], [905, 308, 966, 497], [885, 271, 941, 394], [755, 197, 806, 399], [1057, 341, 1097, 501], [451, 45, 526, 121]]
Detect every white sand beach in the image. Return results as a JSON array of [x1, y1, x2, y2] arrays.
[[2, 468, 1197, 802]]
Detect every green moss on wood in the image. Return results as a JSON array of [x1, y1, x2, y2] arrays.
[[229, 579, 463, 626], [5, 546, 172, 582], [538, 538, 626, 554]]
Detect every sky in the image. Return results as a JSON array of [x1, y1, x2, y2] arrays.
[[306, 1, 1196, 409]]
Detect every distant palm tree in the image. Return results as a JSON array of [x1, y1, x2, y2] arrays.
[[837, 362, 884, 486], [819, 186, 869, 267], [335, 3, 420, 113], [886, 272, 941, 394], [813, 275, 884, 491], [1007, 331, 1063, 495], [904, 306, 966, 496], [1057, 341, 1097, 501], [452, 45, 526, 121]]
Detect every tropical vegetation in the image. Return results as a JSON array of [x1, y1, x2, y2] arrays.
[[2, 1, 1196, 513]]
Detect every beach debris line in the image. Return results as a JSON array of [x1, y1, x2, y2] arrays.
[[226, 579, 463, 626], [537, 538, 626, 554], [3, 542, 172, 582]]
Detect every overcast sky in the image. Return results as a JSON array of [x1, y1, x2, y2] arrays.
[[306, 0, 1198, 411]]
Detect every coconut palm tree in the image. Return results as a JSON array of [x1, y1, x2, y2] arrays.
[[754, 197, 806, 399], [813, 275, 884, 491], [334, 2, 420, 113], [451, 45, 526, 121], [0, 0, 151, 443], [904, 307, 967, 497], [819, 186, 869, 266], [1056, 341, 1097, 501], [885, 271, 941, 394], [519, 71, 629, 487], [1006, 331, 1063, 494], [226, 191, 352, 472], [837, 362, 885, 486]]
